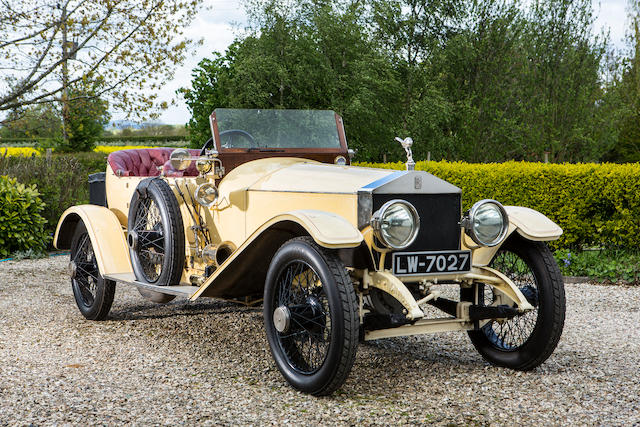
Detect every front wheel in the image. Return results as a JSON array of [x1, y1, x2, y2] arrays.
[[467, 234, 565, 370], [263, 237, 359, 396]]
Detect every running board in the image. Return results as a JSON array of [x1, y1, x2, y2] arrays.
[[104, 272, 200, 298]]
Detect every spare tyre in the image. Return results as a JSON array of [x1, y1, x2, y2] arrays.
[[127, 178, 185, 288]]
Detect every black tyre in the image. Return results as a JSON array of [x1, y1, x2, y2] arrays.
[[128, 178, 184, 287], [264, 237, 359, 396], [70, 222, 116, 320], [467, 234, 565, 370]]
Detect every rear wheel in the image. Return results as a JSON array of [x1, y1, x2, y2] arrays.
[[264, 237, 359, 396], [70, 222, 115, 320], [128, 178, 184, 290], [467, 234, 565, 370]]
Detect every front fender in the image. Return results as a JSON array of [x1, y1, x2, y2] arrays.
[[275, 209, 363, 249], [54, 205, 132, 275], [470, 206, 562, 266], [190, 209, 362, 300]]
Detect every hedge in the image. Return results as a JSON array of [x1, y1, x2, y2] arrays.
[[0, 152, 106, 243], [1, 153, 637, 251], [355, 161, 640, 249], [0, 176, 48, 257]]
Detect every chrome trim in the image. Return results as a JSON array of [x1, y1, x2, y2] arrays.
[[195, 183, 219, 207], [462, 199, 509, 247], [357, 171, 407, 229], [360, 171, 407, 191], [370, 199, 420, 249], [357, 190, 373, 229]]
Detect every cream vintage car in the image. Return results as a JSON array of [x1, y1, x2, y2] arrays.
[[55, 108, 566, 395]]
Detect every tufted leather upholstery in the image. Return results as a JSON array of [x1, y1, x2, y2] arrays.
[[107, 148, 200, 177]]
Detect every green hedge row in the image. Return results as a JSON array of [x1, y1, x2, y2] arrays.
[[0, 176, 48, 257], [355, 161, 640, 249], [0, 152, 106, 245], [2, 154, 637, 254]]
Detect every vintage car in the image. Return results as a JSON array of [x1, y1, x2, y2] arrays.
[[55, 108, 566, 396]]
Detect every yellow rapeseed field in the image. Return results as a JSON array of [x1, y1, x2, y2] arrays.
[[0, 146, 154, 157], [0, 147, 40, 157]]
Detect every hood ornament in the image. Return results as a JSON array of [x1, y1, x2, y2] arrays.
[[395, 137, 415, 170]]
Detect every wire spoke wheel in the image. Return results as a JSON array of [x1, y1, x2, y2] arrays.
[[69, 222, 115, 321], [132, 198, 165, 282], [483, 250, 539, 350], [127, 178, 184, 289], [72, 233, 99, 307], [273, 260, 332, 374], [264, 237, 359, 396], [466, 234, 565, 371]]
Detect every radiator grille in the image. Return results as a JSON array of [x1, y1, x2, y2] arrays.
[[373, 193, 461, 254]]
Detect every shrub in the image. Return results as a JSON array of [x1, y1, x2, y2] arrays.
[[554, 248, 640, 284], [355, 160, 640, 249], [0, 152, 107, 241], [0, 176, 48, 257]]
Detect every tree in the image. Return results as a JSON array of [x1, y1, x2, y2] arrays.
[[183, 0, 614, 163], [182, 0, 401, 160], [58, 80, 110, 152], [0, 0, 204, 124], [0, 104, 61, 139], [603, 2, 640, 163]]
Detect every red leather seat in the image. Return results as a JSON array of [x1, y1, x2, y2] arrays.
[[107, 148, 200, 177]]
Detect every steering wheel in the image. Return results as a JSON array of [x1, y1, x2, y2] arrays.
[[200, 137, 214, 156], [201, 130, 257, 155]]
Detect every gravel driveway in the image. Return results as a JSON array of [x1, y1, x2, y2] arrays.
[[1, 256, 639, 426]]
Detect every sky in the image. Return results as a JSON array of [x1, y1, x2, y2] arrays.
[[138, 0, 632, 125]]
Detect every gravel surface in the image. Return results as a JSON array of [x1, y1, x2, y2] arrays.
[[1, 256, 639, 426]]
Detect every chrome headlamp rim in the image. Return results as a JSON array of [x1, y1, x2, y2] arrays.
[[463, 199, 509, 247], [195, 182, 219, 208], [370, 199, 420, 250]]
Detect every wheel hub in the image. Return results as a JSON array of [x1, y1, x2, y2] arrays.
[[68, 261, 77, 279], [127, 230, 139, 250], [273, 305, 291, 333]]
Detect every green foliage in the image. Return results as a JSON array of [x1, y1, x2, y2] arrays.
[[57, 82, 110, 152], [182, 1, 401, 158], [355, 160, 640, 249], [0, 104, 62, 139], [184, 0, 612, 163], [0, 176, 48, 257], [555, 249, 640, 284], [0, 152, 107, 240], [603, 18, 640, 163], [0, 0, 205, 119]]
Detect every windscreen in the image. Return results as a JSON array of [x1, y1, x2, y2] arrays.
[[214, 109, 341, 149]]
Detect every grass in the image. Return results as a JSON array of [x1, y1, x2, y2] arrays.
[[554, 248, 640, 284]]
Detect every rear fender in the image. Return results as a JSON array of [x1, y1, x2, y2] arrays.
[[469, 206, 562, 267], [54, 205, 132, 275]]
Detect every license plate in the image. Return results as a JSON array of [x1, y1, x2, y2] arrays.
[[392, 250, 472, 276]]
